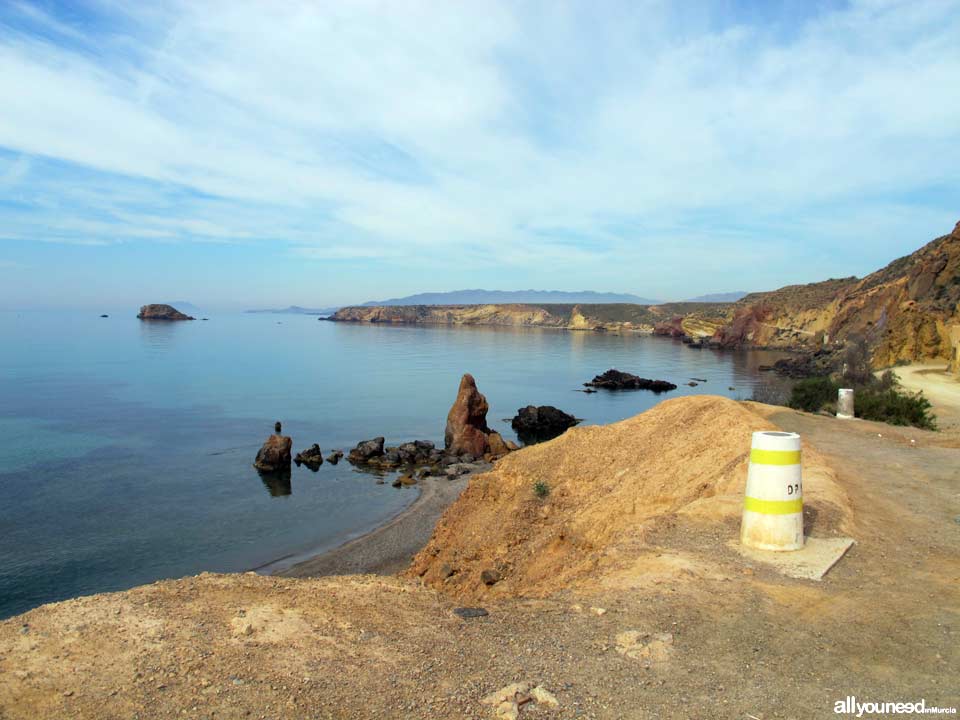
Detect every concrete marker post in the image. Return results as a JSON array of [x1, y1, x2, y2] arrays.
[[740, 431, 804, 551], [837, 388, 854, 419]]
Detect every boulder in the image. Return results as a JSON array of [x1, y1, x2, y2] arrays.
[[136, 304, 194, 321], [445, 373, 506, 457], [584, 369, 677, 393], [348, 437, 385, 463], [325, 450, 344, 465], [294, 443, 323, 469], [487, 431, 511, 456], [254, 432, 293, 472], [510, 405, 578, 444]]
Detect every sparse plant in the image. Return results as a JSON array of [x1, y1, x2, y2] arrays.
[[533, 481, 550, 499], [788, 377, 839, 412]]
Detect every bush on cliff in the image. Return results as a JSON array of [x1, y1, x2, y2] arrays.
[[855, 387, 936, 430], [786, 372, 936, 430], [788, 377, 839, 412]]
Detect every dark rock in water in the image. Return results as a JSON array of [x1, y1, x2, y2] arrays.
[[254, 430, 292, 472], [691, 378, 707, 382], [584, 369, 677, 393], [687, 382, 698, 387], [481, 569, 502, 586], [136, 303, 194, 321], [453, 607, 489, 619], [511, 405, 579, 444], [348, 437, 385, 463], [294, 443, 323, 469], [580, 388, 598, 394], [325, 450, 344, 465], [99, 314, 109, 318]]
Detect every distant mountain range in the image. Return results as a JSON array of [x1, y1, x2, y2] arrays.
[[683, 291, 748, 303], [361, 289, 661, 306], [245, 305, 339, 315]]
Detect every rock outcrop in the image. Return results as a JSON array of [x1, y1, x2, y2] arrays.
[[949, 325, 960, 374], [348, 437, 385, 464], [711, 221, 960, 367], [253, 426, 293, 472], [584, 369, 677, 393], [444, 374, 502, 457], [511, 405, 579, 444], [294, 444, 323, 469], [136, 304, 195, 321]]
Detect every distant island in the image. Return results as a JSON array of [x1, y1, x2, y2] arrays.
[[245, 305, 340, 315], [361, 289, 661, 306]]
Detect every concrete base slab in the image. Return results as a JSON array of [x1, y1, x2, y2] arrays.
[[732, 536, 855, 581]]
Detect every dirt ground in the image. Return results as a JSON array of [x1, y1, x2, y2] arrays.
[[892, 362, 960, 432], [0, 401, 957, 719]]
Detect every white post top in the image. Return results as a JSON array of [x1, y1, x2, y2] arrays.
[[751, 430, 801, 452]]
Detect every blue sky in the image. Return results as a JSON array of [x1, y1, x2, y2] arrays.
[[0, 0, 958, 310]]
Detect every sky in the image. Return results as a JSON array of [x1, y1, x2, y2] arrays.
[[0, 0, 958, 311]]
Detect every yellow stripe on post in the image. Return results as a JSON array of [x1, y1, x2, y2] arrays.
[[749, 448, 801, 466], [744, 496, 804, 515]]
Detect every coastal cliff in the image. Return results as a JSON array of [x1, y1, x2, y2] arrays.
[[329, 222, 960, 367], [714, 221, 960, 366], [328, 302, 730, 336]]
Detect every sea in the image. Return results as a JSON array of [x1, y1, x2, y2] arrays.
[[0, 310, 789, 619]]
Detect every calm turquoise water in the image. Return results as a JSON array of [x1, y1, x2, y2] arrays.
[[0, 310, 787, 619]]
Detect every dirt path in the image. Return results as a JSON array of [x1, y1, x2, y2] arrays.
[[892, 362, 960, 431], [1, 407, 957, 719]]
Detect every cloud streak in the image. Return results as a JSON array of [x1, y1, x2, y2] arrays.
[[0, 0, 957, 304]]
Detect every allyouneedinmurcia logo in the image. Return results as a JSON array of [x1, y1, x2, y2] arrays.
[[834, 697, 957, 716]]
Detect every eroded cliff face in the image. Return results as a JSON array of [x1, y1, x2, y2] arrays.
[[329, 302, 731, 335], [713, 222, 960, 366]]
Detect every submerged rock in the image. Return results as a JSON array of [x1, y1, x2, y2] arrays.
[[294, 443, 323, 469], [254, 425, 293, 473], [136, 304, 195, 321], [511, 405, 578, 444], [584, 369, 677, 393]]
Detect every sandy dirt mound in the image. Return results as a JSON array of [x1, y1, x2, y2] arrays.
[[409, 396, 852, 600]]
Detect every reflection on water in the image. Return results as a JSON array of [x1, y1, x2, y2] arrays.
[[259, 470, 292, 497], [137, 319, 185, 354]]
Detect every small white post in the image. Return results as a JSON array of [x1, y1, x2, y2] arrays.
[[837, 388, 854, 420]]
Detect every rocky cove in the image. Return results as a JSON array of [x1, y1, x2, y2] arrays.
[[326, 221, 960, 373]]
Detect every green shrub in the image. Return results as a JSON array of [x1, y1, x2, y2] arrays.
[[855, 388, 937, 430], [788, 377, 839, 412], [533, 481, 550, 499]]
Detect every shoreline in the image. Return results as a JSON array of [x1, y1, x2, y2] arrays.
[[275, 473, 471, 578]]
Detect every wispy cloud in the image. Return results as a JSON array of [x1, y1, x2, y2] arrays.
[[0, 0, 957, 303]]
